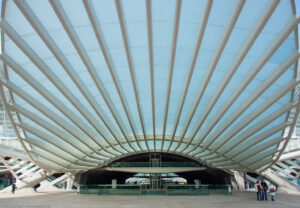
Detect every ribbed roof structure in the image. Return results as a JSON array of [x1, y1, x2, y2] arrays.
[[0, 0, 299, 172]]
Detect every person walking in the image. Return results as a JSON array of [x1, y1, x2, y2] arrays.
[[269, 183, 277, 201], [261, 179, 268, 201], [11, 182, 16, 194], [34, 183, 40, 192], [255, 181, 262, 201]]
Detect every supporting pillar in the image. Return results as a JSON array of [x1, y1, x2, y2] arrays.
[[232, 171, 245, 191], [66, 174, 75, 190], [258, 169, 300, 194]]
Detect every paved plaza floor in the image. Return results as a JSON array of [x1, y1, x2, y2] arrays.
[[0, 191, 299, 208]]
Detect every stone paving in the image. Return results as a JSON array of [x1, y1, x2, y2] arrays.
[[0, 191, 299, 208]]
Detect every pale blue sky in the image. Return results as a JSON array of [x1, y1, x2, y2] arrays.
[[0, 0, 299, 47], [296, 0, 300, 44], [296, 0, 300, 14]]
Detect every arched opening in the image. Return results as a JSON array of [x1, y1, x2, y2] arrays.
[[77, 153, 231, 186]]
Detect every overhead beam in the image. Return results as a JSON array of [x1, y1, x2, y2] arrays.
[[161, 0, 182, 151], [204, 122, 291, 163], [14, 0, 129, 155], [0, 53, 120, 158], [230, 136, 282, 163], [17, 121, 106, 163], [199, 51, 300, 153], [190, 79, 299, 157], [174, 0, 245, 151], [26, 138, 100, 169], [49, 0, 133, 153], [145, 0, 156, 149], [259, 86, 300, 173], [188, 84, 296, 158], [243, 148, 277, 167], [0, 79, 109, 161], [85, 0, 142, 152], [193, 102, 295, 170], [180, 0, 280, 153], [0, 20, 124, 156], [248, 157, 273, 170], [186, 15, 300, 153], [219, 147, 276, 170], [25, 136, 87, 167], [24, 153, 63, 172], [197, 98, 296, 160], [30, 146, 77, 171], [0, 82, 39, 167], [166, 0, 213, 151], [12, 103, 106, 163], [222, 122, 291, 160]]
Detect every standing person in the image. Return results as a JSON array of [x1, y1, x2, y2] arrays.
[[269, 183, 276, 201], [261, 179, 268, 201], [11, 182, 16, 194], [255, 181, 262, 201]]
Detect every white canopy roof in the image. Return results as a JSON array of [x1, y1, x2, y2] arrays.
[[0, 0, 299, 172]]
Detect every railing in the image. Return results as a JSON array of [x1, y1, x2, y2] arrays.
[[105, 162, 205, 168], [165, 184, 231, 195], [46, 175, 64, 188], [164, 184, 209, 195], [0, 138, 22, 151], [282, 137, 300, 152], [79, 184, 231, 195], [98, 184, 141, 195]]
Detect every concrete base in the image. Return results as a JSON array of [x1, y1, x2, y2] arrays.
[[0, 191, 299, 208], [14, 187, 36, 194], [258, 169, 300, 194], [277, 187, 300, 195]]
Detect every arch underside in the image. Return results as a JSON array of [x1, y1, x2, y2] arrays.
[[0, 0, 299, 173], [77, 152, 230, 185]]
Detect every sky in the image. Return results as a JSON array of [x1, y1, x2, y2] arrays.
[[296, 0, 300, 44], [0, 0, 299, 47], [296, 0, 300, 14]]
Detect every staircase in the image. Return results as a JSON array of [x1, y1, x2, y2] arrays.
[[46, 175, 64, 189], [269, 157, 300, 188]]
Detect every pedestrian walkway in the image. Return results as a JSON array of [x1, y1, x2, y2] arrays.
[[0, 191, 299, 208]]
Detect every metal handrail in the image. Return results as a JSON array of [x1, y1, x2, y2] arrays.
[[105, 162, 205, 168]]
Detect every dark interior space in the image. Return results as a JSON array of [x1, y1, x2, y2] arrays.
[[246, 172, 260, 180], [79, 170, 135, 185], [177, 169, 230, 185], [77, 153, 230, 185], [111, 152, 203, 163]]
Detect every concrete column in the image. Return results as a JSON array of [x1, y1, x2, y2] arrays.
[[66, 174, 74, 190], [233, 171, 245, 191]]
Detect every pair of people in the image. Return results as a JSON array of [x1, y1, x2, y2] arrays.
[[255, 180, 276, 201]]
